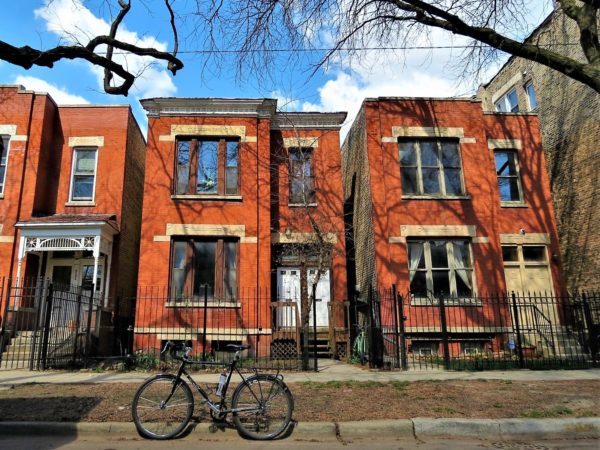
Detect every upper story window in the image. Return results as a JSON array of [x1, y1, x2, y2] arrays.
[[0, 135, 9, 195], [175, 137, 239, 196], [494, 150, 523, 203], [495, 88, 519, 113], [525, 81, 538, 111], [289, 147, 315, 204], [170, 238, 238, 301], [408, 239, 474, 298], [69, 148, 98, 202], [399, 139, 464, 197]]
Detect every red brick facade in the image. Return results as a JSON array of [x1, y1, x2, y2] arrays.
[[343, 97, 564, 297], [135, 99, 347, 356], [0, 85, 146, 350]]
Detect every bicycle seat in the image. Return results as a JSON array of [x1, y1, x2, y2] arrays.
[[226, 344, 250, 352]]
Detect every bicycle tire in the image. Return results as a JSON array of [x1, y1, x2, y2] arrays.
[[231, 374, 294, 440], [131, 374, 194, 439]]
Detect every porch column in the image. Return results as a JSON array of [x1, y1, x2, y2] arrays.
[[92, 236, 100, 297], [15, 236, 26, 286], [104, 251, 113, 307]]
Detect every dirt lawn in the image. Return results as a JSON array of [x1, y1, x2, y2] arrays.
[[0, 379, 598, 423]]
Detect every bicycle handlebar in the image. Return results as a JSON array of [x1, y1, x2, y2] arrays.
[[161, 340, 193, 361]]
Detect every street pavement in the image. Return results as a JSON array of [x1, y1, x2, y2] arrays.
[[0, 360, 599, 444]]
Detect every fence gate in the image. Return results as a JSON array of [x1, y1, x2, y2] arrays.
[[0, 278, 99, 370]]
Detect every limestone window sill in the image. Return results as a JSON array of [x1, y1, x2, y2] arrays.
[[171, 194, 243, 202], [65, 201, 96, 207]]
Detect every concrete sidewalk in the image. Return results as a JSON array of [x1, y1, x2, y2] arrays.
[[1, 359, 599, 386]]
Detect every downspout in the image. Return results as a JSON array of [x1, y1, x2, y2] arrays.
[[256, 115, 260, 291], [8, 92, 36, 281]]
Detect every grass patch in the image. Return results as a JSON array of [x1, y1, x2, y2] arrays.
[[390, 381, 409, 392], [520, 407, 574, 418]]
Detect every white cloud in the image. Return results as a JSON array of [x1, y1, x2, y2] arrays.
[[14, 75, 90, 104], [34, 0, 176, 98]]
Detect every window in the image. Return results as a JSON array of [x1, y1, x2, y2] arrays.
[[494, 88, 519, 112], [525, 82, 538, 111], [70, 148, 98, 201], [399, 139, 464, 197], [407, 239, 474, 298], [0, 135, 8, 194], [289, 147, 315, 204], [175, 137, 239, 196], [170, 238, 238, 301], [494, 150, 523, 203]]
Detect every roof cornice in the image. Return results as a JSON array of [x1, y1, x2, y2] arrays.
[[272, 112, 347, 130], [140, 97, 277, 118]]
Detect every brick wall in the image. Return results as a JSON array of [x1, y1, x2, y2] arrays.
[[343, 97, 564, 296], [478, 9, 600, 290]]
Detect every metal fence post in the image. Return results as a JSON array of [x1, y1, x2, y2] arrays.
[[312, 283, 318, 372], [510, 291, 525, 369], [202, 285, 208, 361], [70, 286, 84, 366], [40, 283, 54, 370], [438, 293, 450, 370], [581, 292, 598, 367], [398, 291, 408, 371], [391, 286, 401, 368]]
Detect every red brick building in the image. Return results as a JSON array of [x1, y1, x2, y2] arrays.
[[135, 98, 347, 358], [0, 85, 146, 356], [342, 97, 565, 358]]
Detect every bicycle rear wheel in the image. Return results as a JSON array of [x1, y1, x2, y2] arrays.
[[132, 374, 194, 439], [231, 375, 294, 440]]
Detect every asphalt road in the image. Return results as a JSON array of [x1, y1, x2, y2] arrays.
[[0, 434, 598, 450]]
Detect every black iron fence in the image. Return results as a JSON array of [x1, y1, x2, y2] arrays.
[[356, 287, 600, 370], [122, 286, 349, 371], [0, 277, 101, 370]]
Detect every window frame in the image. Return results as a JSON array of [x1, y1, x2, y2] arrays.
[[0, 135, 10, 195], [68, 147, 99, 203], [525, 81, 538, 111], [407, 238, 475, 299], [494, 88, 520, 113], [399, 139, 465, 198], [494, 149, 524, 204], [169, 237, 239, 302], [174, 136, 240, 197], [288, 147, 316, 205]]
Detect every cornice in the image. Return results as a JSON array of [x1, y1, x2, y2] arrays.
[[272, 112, 347, 130], [140, 97, 277, 118]]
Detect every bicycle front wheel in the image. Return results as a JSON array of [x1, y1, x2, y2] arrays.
[[132, 374, 194, 439], [231, 375, 294, 440]]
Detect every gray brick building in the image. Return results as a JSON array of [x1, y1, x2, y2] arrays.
[[478, 8, 600, 291]]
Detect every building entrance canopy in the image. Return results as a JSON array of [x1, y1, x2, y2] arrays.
[[15, 214, 119, 303]]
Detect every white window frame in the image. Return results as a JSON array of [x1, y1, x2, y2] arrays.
[[407, 239, 475, 299], [0, 135, 10, 195], [525, 81, 538, 111], [68, 147, 99, 203], [494, 88, 519, 113], [399, 139, 466, 197]]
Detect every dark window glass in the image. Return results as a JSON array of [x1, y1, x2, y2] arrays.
[[502, 246, 519, 262], [523, 246, 546, 262], [399, 139, 463, 196], [170, 239, 238, 301], [0, 136, 8, 194], [289, 148, 315, 204], [495, 150, 522, 202], [175, 138, 239, 196]]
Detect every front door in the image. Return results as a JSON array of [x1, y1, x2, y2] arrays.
[[47, 256, 104, 295], [276, 267, 330, 328]]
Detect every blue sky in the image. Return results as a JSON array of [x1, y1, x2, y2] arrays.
[[1, 1, 554, 137]]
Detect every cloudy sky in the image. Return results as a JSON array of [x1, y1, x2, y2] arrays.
[[1, 1, 553, 137]]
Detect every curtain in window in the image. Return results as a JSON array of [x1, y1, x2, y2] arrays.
[[407, 242, 424, 282], [452, 241, 472, 291]]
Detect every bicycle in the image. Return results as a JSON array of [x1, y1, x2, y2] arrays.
[[131, 341, 294, 440]]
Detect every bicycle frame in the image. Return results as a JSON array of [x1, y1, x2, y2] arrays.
[[169, 350, 267, 417]]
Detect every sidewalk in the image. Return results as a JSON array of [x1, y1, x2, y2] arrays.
[[0, 361, 599, 441], [1, 359, 599, 386]]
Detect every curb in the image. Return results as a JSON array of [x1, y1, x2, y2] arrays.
[[0, 418, 598, 440]]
